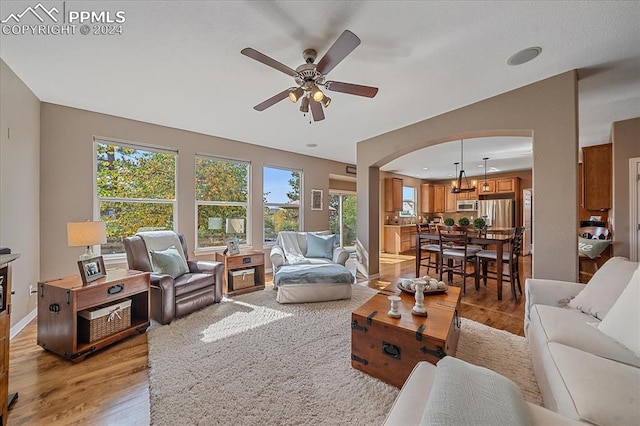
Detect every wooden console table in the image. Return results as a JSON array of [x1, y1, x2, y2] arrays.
[[0, 253, 20, 426], [37, 269, 150, 362], [215, 251, 265, 296]]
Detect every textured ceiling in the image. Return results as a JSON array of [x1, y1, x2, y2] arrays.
[[1, 1, 638, 178]]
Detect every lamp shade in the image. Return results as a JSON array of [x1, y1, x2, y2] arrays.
[[67, 221, 107, 247]]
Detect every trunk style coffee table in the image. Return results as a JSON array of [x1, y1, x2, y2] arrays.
[[351, 283, 461, 388]]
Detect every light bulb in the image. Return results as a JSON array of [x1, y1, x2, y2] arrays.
[[311, 86, 324, 102]]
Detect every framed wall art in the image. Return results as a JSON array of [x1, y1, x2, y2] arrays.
[[311, 189, 323, 211]]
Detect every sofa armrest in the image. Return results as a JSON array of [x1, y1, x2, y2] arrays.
[[187, 260, 224, 302], [150, 273, 176, 325], [333, 247, 349, 266], [524, 278, 585, 337], [270, 245, 285, 269]]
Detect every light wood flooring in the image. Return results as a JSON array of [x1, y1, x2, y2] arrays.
[[7, 254, 530, 425]]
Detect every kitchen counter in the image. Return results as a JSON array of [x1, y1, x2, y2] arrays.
[[383, 225, 417, 254]]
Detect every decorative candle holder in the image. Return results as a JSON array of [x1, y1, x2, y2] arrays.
[[387, 295, 401, 318], [412, 281, 428, 317]]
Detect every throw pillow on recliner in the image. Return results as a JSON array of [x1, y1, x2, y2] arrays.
[[306, 233, 335, 259], [150, 245, 189, 278]]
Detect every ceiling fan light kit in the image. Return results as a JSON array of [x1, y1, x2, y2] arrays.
[[241, 30, 378, 122]]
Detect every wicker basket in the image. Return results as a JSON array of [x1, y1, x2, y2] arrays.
[[78, 299, 132, 343], [230, 268, 255, 290]]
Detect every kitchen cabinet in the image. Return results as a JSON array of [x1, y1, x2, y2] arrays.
[[445, 186, 457, 213], [456, 186, 478, 200], [477, 178, 520, 195], [496, 178, 517, 193], [384, 225, 416, 254], [433, 185, 446, 213], [582, 143, 612, 210], [384, 177, 403, 211], [420, 184, 434, 213]]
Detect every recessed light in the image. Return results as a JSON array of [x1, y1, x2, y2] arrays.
[[422, 167, 429, 170], [306, 143, 317, 148], [507, 47, 542, 66], [478, 164, 485, 168]]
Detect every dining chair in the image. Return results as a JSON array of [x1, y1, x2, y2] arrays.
[[475, 227, 524, 300], [438, 225, 478, 293], [416, 223, 440, 275]]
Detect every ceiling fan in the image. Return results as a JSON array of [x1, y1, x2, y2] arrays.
[[241, 30, 379, 122]]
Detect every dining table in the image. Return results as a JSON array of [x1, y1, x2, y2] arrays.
[[416, 231, 513, 300]]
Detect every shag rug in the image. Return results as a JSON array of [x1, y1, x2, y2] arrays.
[[147, 285, 541, 425]]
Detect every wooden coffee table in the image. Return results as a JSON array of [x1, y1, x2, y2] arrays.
[[351, 283, 461, 388]]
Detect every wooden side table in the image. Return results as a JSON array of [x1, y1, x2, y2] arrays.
[[37, 269, 150, 362], [215, 251, 265, 296]]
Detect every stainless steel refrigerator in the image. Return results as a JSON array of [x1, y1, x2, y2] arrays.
[[477, 199, 514, 228]]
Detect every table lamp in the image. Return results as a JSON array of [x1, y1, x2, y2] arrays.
[[67, 221, 107, 260]]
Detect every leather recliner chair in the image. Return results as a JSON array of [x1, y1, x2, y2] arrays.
[[123, 233, 223, 324]]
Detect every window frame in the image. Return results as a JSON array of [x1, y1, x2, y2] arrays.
[[93, 137, 178, 261], [399, 185, 416, 217], [263, 165, 303, 245], [194, 154, 251, 251]]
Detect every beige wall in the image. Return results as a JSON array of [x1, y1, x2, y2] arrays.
[[39, 103, 353, 280], [0, 60, 40, 328], [357, 71, 579, 282], [612, 117, 640, 258]]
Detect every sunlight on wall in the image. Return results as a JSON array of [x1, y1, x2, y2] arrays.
[[200, 300, 292, 343]]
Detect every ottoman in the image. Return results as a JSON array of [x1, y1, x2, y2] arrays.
[[274, 263, 354, 304]]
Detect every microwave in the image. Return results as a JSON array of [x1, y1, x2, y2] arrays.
[[456, 200, 477, 212]]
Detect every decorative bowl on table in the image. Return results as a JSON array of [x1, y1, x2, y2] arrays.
[[397, 277, 448, 295]]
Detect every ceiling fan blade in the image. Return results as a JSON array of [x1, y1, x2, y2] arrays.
[[310, 99, 325, 122], [241, 48, 299, 77], [253, 89, 290, 111], [315, 30, 361, 75], [325, 81, 378, 98]]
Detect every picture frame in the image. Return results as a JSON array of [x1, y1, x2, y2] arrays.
[[224, 236, 240, 255], [310, 189, 323, 211], [77, 256, 106, 285]]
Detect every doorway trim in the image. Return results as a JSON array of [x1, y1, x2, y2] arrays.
[[629, 157, 640, 261]]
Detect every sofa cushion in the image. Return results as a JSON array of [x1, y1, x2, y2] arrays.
[[150, 245, 189, 278], [548, 342, 640, 426], [420, 356, 531, 426], [530, 304, 640, 367], [568, 256, 638, 320], [596, 265, 640, 357], [306, 233, 335, 259]]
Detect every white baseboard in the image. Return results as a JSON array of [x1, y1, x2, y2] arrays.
[[11, 308, 37, 340]]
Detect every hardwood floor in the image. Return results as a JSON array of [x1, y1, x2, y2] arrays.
[[7, 254, 530, 425]]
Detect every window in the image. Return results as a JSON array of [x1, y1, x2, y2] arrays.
[[96, 141, 177, 255], [195, 156, 250, 249], [263, 166, 301, 243], [400, 186, 416, 217]]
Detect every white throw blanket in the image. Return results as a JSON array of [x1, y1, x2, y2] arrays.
[[138, 231, 189, 270], [276, 231, 309, 265]]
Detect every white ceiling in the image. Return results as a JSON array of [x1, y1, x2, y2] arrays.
[[1, 1, 639, 179]]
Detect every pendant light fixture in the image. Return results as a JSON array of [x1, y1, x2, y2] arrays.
[[450, 139, 476, 194], [482, 157, 491, 192]]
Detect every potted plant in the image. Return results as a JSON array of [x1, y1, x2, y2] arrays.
[[458, 217, 470, 227], [473, 217, 486, 229], [443, 217, 455, 226]]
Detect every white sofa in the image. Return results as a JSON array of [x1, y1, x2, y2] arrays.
[[384, 359, 580, 425], [269, 231, 353, 303], [525, 256, 640, 425]]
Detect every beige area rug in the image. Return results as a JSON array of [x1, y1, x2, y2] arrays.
[[148, 285, 542, 425]]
